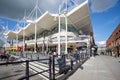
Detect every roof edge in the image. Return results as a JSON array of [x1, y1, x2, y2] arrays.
[[67, 0, 88, 16]]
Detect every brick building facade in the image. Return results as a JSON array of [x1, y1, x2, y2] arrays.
[[106, 24, 120, 57]]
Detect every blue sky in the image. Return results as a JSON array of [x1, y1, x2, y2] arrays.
[[89, 0, 120, 46], [0, 0, 120, 47], [0, 18, 18, 30]]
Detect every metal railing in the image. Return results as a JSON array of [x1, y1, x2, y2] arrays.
[[0, 51, 89, 80], [0, 57, 52, 80]]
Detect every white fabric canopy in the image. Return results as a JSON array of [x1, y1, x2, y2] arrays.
[[6, 0, 93, 39]]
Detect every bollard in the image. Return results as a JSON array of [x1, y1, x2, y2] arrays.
[[52, 55, 55, 80], [26, 60, 29, 80], [70, 60, 73, 70], [80, 53, 81, 61], [49, 56, 52, 80], [76, 54, 78, 63], [78, 53, 80, 62]]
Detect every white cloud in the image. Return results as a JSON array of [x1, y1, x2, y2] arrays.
[[0, 19, 4, 24], [107, 16, 119, 24], [96, 41, 106, 47], [90, 0, 119, 13], [0, 0, 85, 20]]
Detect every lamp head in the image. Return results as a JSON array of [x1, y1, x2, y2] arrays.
[[63, 10, 68, 15]]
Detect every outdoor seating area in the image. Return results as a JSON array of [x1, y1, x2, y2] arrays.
[[57, 56, 71, 74], [0, 50, 89, 80]]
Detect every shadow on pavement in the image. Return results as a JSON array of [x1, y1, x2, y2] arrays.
[[0, 73, 22, 80], [56, 58, 88, 80], [79, 65, 84, 70]]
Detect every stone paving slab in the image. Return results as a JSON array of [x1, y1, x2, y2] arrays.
[[0, 64, 25, 80], [0, 61, 46, 80], [67, 55, 120, 80]]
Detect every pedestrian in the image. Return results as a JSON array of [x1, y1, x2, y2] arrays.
[[1, 49, 7, 61], [2, 50, 6, 56]]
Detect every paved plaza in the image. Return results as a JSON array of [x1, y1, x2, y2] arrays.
[[0, 55, 120, 80], [67, 55, 120, 80]]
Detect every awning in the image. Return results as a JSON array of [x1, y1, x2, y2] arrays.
[[6, 0, 93, 40]]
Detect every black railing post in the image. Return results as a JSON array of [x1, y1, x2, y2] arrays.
[[78, 53, 80, 62], [82, 53, 83, 60], [70, 60, 73, 70], [52, 55, 55, 80], [26, 53, 27, 58], [37, 54, 39, 60], [26, 60, 29, 80], [49, 56, 52, 80], [83, 53, 84, 60], [62, 55, 66, 64], [31, 54, 32, 60]]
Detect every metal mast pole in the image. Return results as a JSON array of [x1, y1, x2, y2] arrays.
[[35, 22, 37, 53], [22, 10, 26, 53], [58, 5, 61, 55], [16, 33, 18, 51], [46, 39, 48, 51], [65, 13, 68, 54], [34, 0, 38, 53], [5, 36, 8, 50], [23, 30, 25, 52], [65, 0, 68, 54]]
